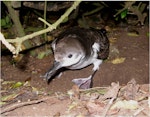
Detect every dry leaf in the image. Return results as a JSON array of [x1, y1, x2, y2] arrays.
[[67, 85, 80, 99], [1, 93, 20, 102], [123, 79, 139, 100], [47, 35, 54, 41], [0, 101, 6, 106], [99, 82, 120, 101], [2, 81, 15, 85], [67, 101, 78, 111], [76, 114, 85, 117], [127, 29, 139, 37], [86, 101, 104, 114], [109, 37, 117, 43], [111, 57, 125, 64], [111, 100, 139, 110], [37, 52, 46, 59]]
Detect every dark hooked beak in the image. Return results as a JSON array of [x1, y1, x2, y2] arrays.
[[41, 61, 62, 81]]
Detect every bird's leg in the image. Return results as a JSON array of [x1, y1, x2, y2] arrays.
[[72, 59, 102, 89]]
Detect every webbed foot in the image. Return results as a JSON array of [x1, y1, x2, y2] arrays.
[[72, 76, 92, 89]]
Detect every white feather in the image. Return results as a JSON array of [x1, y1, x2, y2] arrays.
[[51, 39, 56, 50], [92, 42, 100, 52], [93, 59, 102, 71]]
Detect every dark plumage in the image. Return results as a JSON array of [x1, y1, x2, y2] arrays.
[[55, 27, 109, 59]]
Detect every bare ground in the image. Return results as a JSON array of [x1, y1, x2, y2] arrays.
[[1, 26, 149, 116]]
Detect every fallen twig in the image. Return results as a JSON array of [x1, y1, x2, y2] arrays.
[[102, 82, 120, 116], [102, 97, 116, 117], [1, 96, 55, 114], [79, 86, 108, 92], [133, 107, 144, 116]]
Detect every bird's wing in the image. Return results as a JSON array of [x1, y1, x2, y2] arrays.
[[51, 39, 57, 51]]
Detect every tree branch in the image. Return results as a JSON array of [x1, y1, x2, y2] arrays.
[[0, 33, 16, 54], [1, 1, 81, 56]]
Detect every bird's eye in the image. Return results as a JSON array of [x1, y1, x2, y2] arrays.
[[68, 54, 73, 58]]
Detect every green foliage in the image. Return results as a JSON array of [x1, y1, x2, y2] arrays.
[[114, 1, 148, 25], [11, 81, 23, 88], [0, 15, 12, 28], [121, 9, 128, 19], [115, 9, 128, 21], [37, 49, 52, 59]]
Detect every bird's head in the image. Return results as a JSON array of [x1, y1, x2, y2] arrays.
[[54, 37, 85, 67]]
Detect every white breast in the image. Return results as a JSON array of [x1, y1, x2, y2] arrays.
[[68, 42, 101, 70]]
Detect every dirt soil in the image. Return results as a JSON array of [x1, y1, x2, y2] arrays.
[[1, 26, 149, 116]]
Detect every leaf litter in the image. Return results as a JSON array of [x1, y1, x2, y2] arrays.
[[1, 78, 149, 116]]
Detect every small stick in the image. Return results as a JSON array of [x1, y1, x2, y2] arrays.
[[133, 107, 144, 117], [102, 82, 120, 116], [102, 97, 116, 117], [38, 17, 51, 27], [79, 86, 108, 92], [1, 96, 55, 114]]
